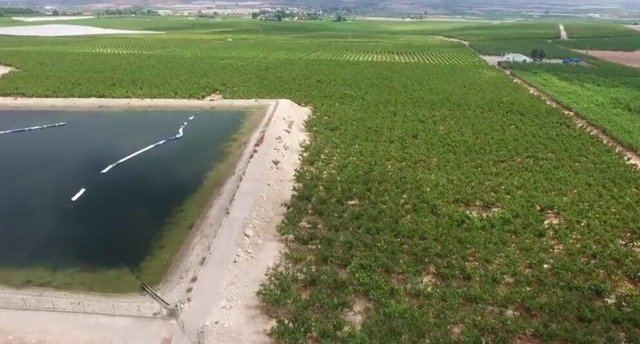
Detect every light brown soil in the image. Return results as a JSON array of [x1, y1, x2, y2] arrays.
[[430, 35, 470, 46], [544, 210, 563, 227], [577, 49, 640, 68], [559, 24, 568, 40], [0, 65, 14, 77], [626, 25, 640, 32]]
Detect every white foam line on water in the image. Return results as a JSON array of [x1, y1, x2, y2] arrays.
[[100, 115, 196, 175], [100, 139, 168, 174], [0, 122, 66, 135], [71, 188, 86, 202]]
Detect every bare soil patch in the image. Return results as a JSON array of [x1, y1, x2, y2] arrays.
[[543, 210, 563, 227], [0, 24, 162, 37], [559, 24, 568, 40], [626, 25, 640, 32], [430, 35, 470, 46], [344, 296, 373, 330], [0, 65, 14, 78], [577, 49, 640, 68], [464, 202, 502, 218]]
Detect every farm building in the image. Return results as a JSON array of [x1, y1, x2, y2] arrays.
[[501, 53, 533, 63]]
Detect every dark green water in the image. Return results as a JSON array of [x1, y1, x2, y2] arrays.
[[0, 109, 244, 269]]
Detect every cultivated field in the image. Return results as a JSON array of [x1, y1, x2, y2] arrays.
[[577, 49, 640, 68], [428, 19, 640, 161], [0, 17, 639, 342]]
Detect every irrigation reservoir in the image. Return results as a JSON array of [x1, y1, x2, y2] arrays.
[[0, 108, 246, 274]]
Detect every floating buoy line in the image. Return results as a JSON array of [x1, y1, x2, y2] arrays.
[[71, 188, 86, 202], [68, 114, 197, 202], [99, 115, 196, 175], [0, 122, 66, 135]]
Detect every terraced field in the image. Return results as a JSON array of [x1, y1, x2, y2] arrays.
[[0, 43, 480, 64], [307, 49, 481, 64], [0, 18, 638, 342]]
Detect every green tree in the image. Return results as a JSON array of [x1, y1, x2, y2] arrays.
[[530, 48, 546, 61]]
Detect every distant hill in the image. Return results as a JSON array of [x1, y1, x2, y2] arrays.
[[1, 0, 638, 17]]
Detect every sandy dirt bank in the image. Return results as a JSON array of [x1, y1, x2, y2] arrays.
[[180, 99, 309, 343], [0, 309, 175, 343], [0, 97, 311, 343]]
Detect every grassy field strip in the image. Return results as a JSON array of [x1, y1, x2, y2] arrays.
[[503, 70, 640, 170]]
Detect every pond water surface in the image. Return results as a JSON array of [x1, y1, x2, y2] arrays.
[[0, 108, 245, 269]]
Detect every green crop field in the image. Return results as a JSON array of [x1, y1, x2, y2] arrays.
[[0, 18, 639, 341], [433, 19, 640, 156], [426, 22, 575, 58], [512, 59, 640, 152], [561, 22, 640, 51]]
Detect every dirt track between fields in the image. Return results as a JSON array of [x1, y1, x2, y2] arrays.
[[430, 35, 470, 46], [473, 54, 640, 171], [500, 72, 640, 170], [559, 24, 568, 40], [0, 97, 311, 343]]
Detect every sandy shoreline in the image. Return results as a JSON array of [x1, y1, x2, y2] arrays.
[[0, 97, 311, 343]]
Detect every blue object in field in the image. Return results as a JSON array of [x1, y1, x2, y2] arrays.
[[563, 57, 583, 64]]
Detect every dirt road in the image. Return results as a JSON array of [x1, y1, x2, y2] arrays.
[[559, 24, 568, 40]]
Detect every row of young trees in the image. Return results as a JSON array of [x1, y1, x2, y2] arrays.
[[0, 7, 40, 17], [530, 48, 546, 61], [251, 9, 322, 21], [97, 7, 158, 16]]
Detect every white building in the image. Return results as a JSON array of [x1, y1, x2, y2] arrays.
[[501, 53, 533, 63]]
